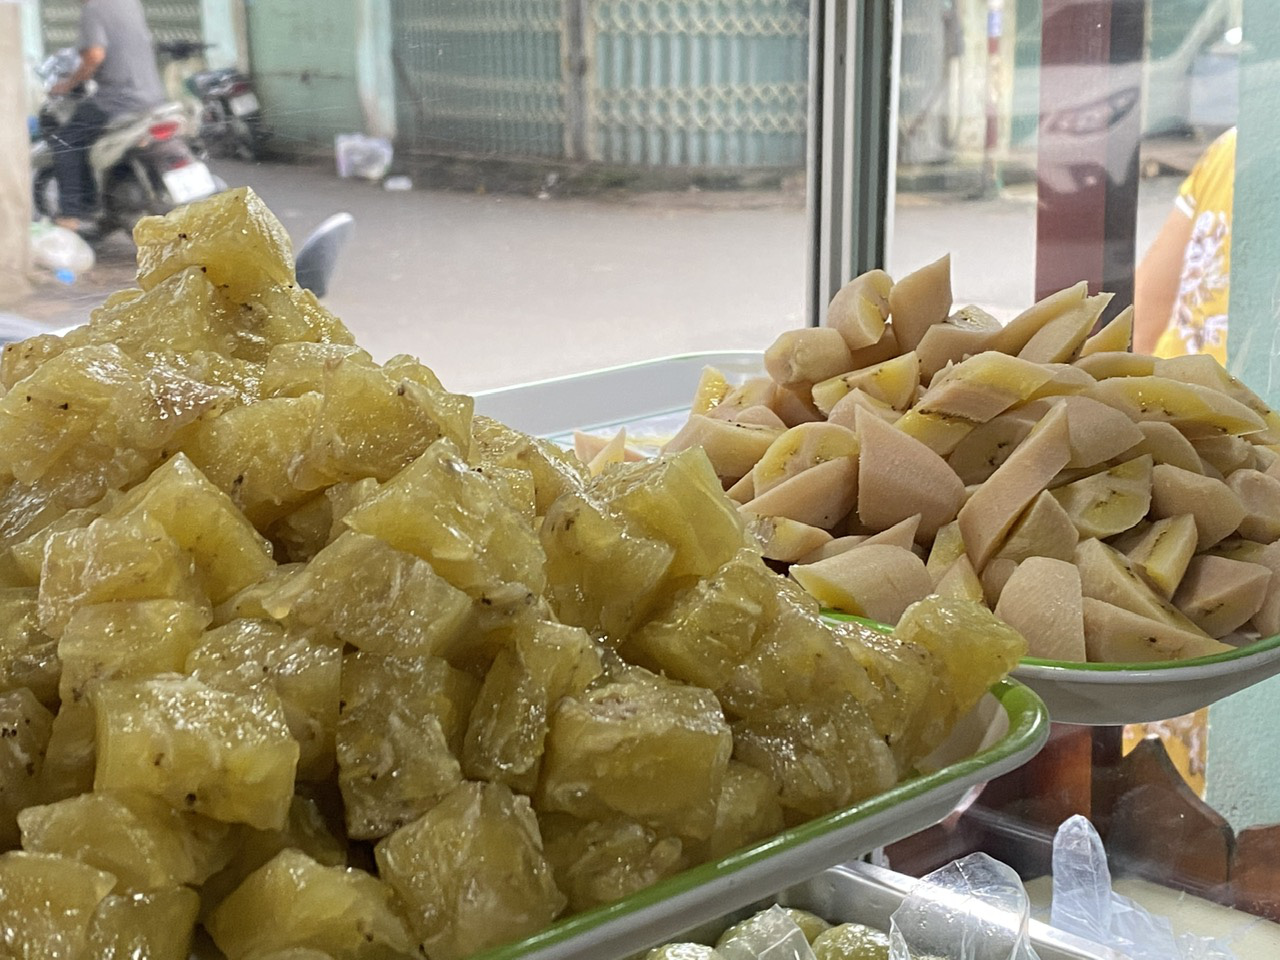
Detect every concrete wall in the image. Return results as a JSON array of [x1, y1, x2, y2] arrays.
[[1204, 0, 1280, 832]]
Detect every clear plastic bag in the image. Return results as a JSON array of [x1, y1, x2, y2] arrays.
[[716, 905, 816, 960], [29, 221, 95, 277], [1051, 815, 1238, 960], [889, 854, 1040, 960], [334, 134, 394, 180]]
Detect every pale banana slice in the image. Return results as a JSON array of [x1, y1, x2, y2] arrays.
[[752, 421, 860, 496], [790, 543, 932, 623], [1226, 469, 1280, 542], [1025, 363, 1097, 401], [1173, 555, 1272, 638], [1107, 519, 1153, 556], [1059, 395, 1145, 469], [997, 488, 1079, 563], [586, 429, 630, 476], [916, 351, 1056, 424], [995, 557, 1086, 661], [770, 382, 824, 427], [1125, 514, 1199, 600], [926, 520, 967, 584], [888, 254, 952, 351], [846, 324, 902, 370], [857, 514, 922, 550], [1074, 351, 1157, 380], [764, 327, 856, 386], [1050, 455, 1152, 540], [981, 557, 1020, 607], [1125, 421, 1204, 473], [1150, 463, 1247, 550], [1154, 353, 1275, 421], [826, 388, 900, 430], [893, 409, 975, 457], [663, 414, 783, 481], [1214, 539, 1280, 637], [1082, 598, 1234, 663], [935, 554, 984, 602], [796, 534, 865, 564], [826, 269, 893, 349], [748, 515, 835, 564], [990, 281, 1090, 356], [739, 457, 858, 530], [1018, 293, 1112, 364], [725, 471, 755, 504], [707, 377, 776, 421], [728, 404, 787, 429], [947, 411, 1037, 485], [574, 430, 610, 465], [958, 402, 1072, 571], [855, 407, 964, 541], [1253, 445, 1279, 473], [915, 306, 1003, 381], [1074, 537, 1210, 636], [1192, 435, 1254, 476], [812, 352, 920, 415], [1088, 376, 1266, 438], [692, 366, 731, 416], [1079, 305, 1133, 357]]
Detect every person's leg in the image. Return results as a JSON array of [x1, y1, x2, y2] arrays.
[[50, 102, 109, 220]]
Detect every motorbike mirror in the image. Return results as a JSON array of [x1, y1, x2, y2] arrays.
[[294, 212, 354, 299]]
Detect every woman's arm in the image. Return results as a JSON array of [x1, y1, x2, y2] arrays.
[[1133, 208, 1193, 355]]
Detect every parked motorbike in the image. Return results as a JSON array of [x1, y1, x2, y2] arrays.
[[29, 49, 219, 239], [156, 39, 267, 161]]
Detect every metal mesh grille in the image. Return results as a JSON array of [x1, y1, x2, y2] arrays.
[[42, 0, 203, 50], [588, 0, 809, 166], [391, 0, 568, 158]]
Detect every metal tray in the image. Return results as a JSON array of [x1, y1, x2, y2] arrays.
[[472, 680, 1049, 960], [673, 860, 1127, 960]]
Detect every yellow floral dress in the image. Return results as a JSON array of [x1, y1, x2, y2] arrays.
[[1153, 127, 1237, 364]]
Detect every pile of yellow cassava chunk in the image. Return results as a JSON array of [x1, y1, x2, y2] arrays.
[[665, 258, 1280, 662], [0, 189, 1023, 960]]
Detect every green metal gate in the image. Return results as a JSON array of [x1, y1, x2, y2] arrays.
[[588, 0, 809, 167], [391, 0, 570, 159], [41, 0, 203, 50]]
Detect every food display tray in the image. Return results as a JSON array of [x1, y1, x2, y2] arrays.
[[677, 860, 1127, 960], [472, 680, 1049, 960], [477, 353, 1280, 727]]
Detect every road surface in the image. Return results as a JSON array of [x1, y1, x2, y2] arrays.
[[12, 159, 1179, 394]]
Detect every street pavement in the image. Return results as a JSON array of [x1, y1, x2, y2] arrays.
[[11, 158, 1180, 394]]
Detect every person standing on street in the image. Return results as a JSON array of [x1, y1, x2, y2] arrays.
[[48, 0, 167, 233]]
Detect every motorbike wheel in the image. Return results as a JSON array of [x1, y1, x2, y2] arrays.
[[32, 168, 60, 219], [100, 170, 150, 237], [232, 115, 265, 162]]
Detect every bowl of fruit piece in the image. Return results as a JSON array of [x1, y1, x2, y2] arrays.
[[611, 255, 1280, 726], [0, 189, 1048, 960]]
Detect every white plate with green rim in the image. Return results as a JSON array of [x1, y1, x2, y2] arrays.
[[1009, 634, 1280, 726], [469, 679, 1048, 960]]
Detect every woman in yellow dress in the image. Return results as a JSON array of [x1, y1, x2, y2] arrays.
[[1133, 128, 1236, 361]]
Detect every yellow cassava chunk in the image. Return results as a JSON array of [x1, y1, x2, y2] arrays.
[[0, 590, 60, 709], [538, 667, 732, 840], [0, 688, 53, 849], [133, 186, 294, 299], [187, 619, 342, 782], [18, 791, 235, 892], [374, 781, 566, 960], [207, 848, 415, 960], [93, 676, 298, 830], [539, 813, 687, 913], [469, 414, 588, 515], [0, 851, 115, 959], [83, 886, 200, 960], [344, 439, 546, 601], [687, 760, 784, 862], [262, 531, 472, 661], [463, 621, 602, 793], [337, 652, 479, 840]]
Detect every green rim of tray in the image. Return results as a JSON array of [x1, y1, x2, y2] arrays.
[[822, 610, 1280, 673], [472, 674, 1048, 960]]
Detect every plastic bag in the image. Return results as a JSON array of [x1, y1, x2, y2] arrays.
[[717, 906, 816, 960], [29, 221, 95, 277], [334, 134, 393, 180], [1051, 815, 1238, 960], [889, 854, 1040, 960]]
